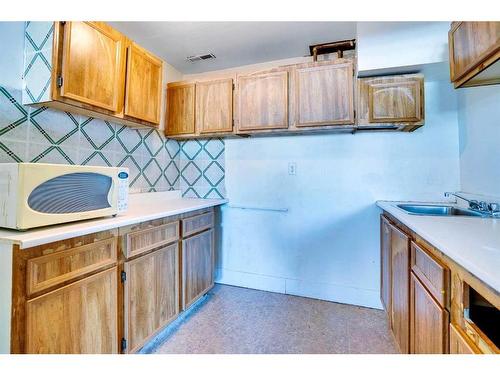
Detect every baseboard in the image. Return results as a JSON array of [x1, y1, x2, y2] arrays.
[[216, 267, 383, 310]]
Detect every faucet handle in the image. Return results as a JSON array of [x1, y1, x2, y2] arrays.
[[488, 202, 500, 213], [478, 201, 489, 211]]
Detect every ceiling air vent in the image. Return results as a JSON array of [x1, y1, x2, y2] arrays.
[[186, 53, 216, 63]]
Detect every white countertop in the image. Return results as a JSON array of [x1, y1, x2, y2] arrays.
[[377, 201, 500, 293], [0, 191, 227, 249]]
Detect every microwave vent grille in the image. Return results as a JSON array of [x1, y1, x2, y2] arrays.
[[27, 172, 112, 214]]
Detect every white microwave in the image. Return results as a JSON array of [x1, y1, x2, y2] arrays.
[[0, 163, 129, 230]]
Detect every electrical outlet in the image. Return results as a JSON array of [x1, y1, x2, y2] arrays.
[[288, 162, 297, 175]]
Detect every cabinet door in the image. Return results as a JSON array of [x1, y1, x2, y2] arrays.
[[293, 61, 354, 127], [449, 22, 500, 84], [124, 243, 179, 353], [390, 222, 410, 353], [368, 79, 423, 123], [124, 42, 163, 124], [166, 83, 196, 136], [59, 22, 126, 112], [236, 70, 288, 131], [449, 324, 481, 354], [182, 229, 214, 309], [410, 273, 449, 354], [196, 78, 233, 134], [26, 267, 118, 354], [380, 216, 392, 322]]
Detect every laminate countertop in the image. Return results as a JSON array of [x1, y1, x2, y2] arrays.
[[377, 201, 500, 293], [0, 191, 227, 249]]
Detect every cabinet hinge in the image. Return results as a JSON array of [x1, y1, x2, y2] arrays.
[[121, 338, 127, 352], [121, 271, 127, 283], [232, 83, 235, 90], [56, 76, 63, 88], [232, 119, 235, 126], [60, 21, 67, 26]]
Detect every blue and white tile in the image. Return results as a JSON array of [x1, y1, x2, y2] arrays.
[[0, 140, 28, 163], [80, 117, 117, 153], [29, 107, 80, 146], [0, 87, 29, 140]]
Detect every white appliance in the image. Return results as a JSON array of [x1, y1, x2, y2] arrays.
[[0, 163, 129, 230]]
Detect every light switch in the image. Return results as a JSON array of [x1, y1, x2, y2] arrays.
[[288, 162, 297, 175]]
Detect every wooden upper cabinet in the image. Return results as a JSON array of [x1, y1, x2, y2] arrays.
[[449, 22, 500, 88], [357, 74, 424, 130], [166, 83, 196, 136], [58, 22, 126, 112], [26, 267, 118, 354], [236, 69, 289, 132], [390, 221, 410, 354], [410, 273, 449, 354], [124, 42, 163, 125], [195, 78, 234, 134], [292, 60, 354, 127]]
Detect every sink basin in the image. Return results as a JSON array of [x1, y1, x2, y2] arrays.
[[397, 204, 485, 217]]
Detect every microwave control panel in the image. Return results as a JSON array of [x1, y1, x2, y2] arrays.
[[117, 168, 129, 213]]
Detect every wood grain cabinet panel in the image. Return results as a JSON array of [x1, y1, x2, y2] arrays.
[[410, 273, 449, 354], [236, 69, 289, 132], [449, 21, 500, 87], [123, 221, 179, 259], [166, 83, 196, 136], [380, 216, 392, 323], [124, 42, 163, 124], [293, 61, 354, 127], [58, 21, 126, 112], [411, 242, 449, 308], [390, 222, 410, 354], [182, 229, 214, 309], [357, 74, 424, 131], [26, 267, 118, 354], [124, 243, 179, 353], [182, 211, 214, 237], [368, 80, 422, 123], [27, 237, 117, 295], [449, 323, 481, 354], [196, 78, 234, 134]]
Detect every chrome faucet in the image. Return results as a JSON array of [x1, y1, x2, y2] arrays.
[[444, 192, 500, 217]]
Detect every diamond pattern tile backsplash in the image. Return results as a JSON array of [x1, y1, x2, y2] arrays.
[[179, 139, 226, 199], [0, 85, 226, 196]]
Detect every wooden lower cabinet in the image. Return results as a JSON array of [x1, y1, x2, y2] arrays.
[[389, 222, 410, 353], [26, 267, 118, 354], [182, 229, 214, 309], [380, 216, 392, 322], [410, 273, 449, 353], [449, 323, 481, 354], [124, 243, 179, 353]]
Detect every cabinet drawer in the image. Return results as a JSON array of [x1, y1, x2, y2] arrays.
[[124, 221, 179, 259], [182, 211, 214, 238], [27, 237, 117, 295], [411, 242, 449, 308]]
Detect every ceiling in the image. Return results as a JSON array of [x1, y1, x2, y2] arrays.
[[109, 22, 357, 74]]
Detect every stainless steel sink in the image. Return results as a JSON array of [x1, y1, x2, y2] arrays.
[[397, 204, 486, 217]]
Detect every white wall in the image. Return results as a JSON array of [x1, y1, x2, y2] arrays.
[[458, 85, 500, 198], [215, 79, 460, 309], [356, 22, 449, 73]]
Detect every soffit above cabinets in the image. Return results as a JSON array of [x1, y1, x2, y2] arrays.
[[108, 22, 357, 74]]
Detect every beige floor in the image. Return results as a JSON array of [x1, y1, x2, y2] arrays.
[[154, 284, 398, 354]]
